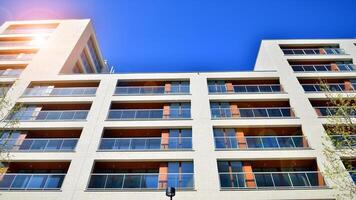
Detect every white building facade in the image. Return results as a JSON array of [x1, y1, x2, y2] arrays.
[[0, 19, 354, 200]]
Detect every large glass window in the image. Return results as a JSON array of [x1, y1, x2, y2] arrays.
[[208, 80, 226, 93]]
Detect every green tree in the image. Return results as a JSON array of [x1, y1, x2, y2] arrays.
[[319, 80, 356, 200]]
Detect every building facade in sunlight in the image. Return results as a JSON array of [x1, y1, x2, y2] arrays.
[[0, 19, 354, 200]]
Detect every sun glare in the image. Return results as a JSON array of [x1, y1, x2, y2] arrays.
[[29, 35, 48, 46]]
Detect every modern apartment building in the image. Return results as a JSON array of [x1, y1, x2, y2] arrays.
[[0, 19, 354, 200]]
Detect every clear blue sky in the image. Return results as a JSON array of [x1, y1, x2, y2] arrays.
[[0, 0, 355, 72]]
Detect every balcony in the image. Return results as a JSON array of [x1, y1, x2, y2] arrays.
[[0, 68, 23, 77], [208, 80, 283, 94], [23, 82, 99, 97], [7, 104, 91, 121], [115, 81, 189, 95], [99, 129, 192, 151], [214, 127, 309, 150], [329, 135, 355, 148], [107, 102, 191, 120], [87, 161, 194, 190], [342, 160, 356, 183], [218, 160, 326, 190], [0, 53, 34, 61], [315, 107, 356, 117], [211, 102, 295, 119], [2, 24, 57, 35], [281, 47, 346, 55], [300, 79, 356, 93], [0, 162, 69, 190], [292, 64, 356, 72], [0, 130, 81, 152]]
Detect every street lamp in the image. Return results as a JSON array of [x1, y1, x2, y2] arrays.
[[166, 187, 176, 200]]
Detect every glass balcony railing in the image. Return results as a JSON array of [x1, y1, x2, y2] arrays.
[[211, 107, 294, 119], [115, 86, 190, 95], [107, 109, 191, 120], [0, 69, 23, 77], [2, 28, 55, 35], [0, 54, 34, 61], [99, 137, 192, 151], [302, 83, 355, 92], [209, 84, 283, 94], [214, 136, 307, 150], [0, 173, 65, 190], [0, 41, 36, 47], [315, 107, 356, 117], [0, 138, 78, 152], [8, 110, 88, 121], [329, 135, 356, 148], [292, 64, 356, 72], [219, 171, 325, 189], [87, 173, 194, 190], [282, 48, 346, 55], [23, 87, 97, 97]]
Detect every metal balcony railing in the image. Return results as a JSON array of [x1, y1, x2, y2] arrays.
[[315, 107, 356, 117], [23, 87, 97, 97], [209, 84, 283, 94], [302, 83, 355, 92], [329, 135, 356, 148], [87, 173, 194, 190], [0, 53, 34, 61], [0, 69, 22, 77], [219, 171, 325, 189], [8, 110, 89, 121], [0, 138, 78, 152], [107, 108, 191, 120], [99, 137, 192, 151], [214, 136, 307, 150], [0, 173, 65, 190], [291, 64, 356, 72], [115, 85, 190, 95], [211, 107, 294, 119], [282, 48, 346, 55]]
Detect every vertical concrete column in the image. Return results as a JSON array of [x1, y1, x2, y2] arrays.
[[317, 167, 325, 186], [158, 163, 168, 189], [164, 83, 171, 94], [242, 162, 256, 188], [161, 130, 169, 150], [302, 137, 309, 148], [163, 104, 170, 119], [330, 63, 339, 71], [235, 130, 246, 149], [230, 104, 239, 117], [225, 82, 234, 93]]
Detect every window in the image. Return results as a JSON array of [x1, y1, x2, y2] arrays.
[[208, 81, 226, 93], [169, 129, 192, 149]]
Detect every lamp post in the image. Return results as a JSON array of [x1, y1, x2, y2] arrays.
[[165, 187, 176, 200]]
